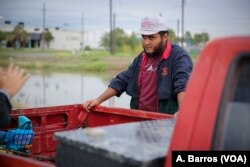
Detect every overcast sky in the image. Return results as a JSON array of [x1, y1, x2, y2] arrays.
[[0, 0, 250, 39]]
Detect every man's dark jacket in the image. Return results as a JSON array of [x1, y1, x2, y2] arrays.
[[109, 43, 193, 114]]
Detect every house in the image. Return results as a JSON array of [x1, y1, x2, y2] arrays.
[[0, 23, 106, 50], [29, 33, 41, 48]]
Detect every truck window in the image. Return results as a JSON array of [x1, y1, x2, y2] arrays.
[[213, 54, 250, 150]]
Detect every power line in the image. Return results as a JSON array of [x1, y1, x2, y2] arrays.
[[42, 2, 46, 50], [81, 13, 84, 51], [109, 0, 113, 54]]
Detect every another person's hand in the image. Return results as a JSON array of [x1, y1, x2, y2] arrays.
[[83, 99, 101, 112], [0, 63, 30, 97]]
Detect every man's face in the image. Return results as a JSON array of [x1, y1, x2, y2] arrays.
[[141, 32, 167, 57]]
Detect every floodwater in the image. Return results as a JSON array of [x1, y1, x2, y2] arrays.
[[12, 72, 130, 109]]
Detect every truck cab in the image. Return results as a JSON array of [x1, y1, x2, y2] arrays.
[[166, 36, 250, 166]]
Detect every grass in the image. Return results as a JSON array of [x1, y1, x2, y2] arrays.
[[0, 48, 135, 75], [0, 47, 200, 74]]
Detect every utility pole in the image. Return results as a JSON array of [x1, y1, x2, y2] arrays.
[[181, 0, 185, 48], [177, 19, 180, 40], [81, 13, 84, 51], [42, 2, 46, 50], [109, 0, 113, 54], [113, 13, 116, 53]]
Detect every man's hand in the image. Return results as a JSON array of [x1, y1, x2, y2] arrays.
[[82, 87, 118, 112], [0, 63, 30, 97], [83, 99, 101, 112], [173, 111, 179, 119]]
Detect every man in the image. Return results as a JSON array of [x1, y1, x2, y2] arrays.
[[0, 63, 30, 128], [83, 16, 193, 114]]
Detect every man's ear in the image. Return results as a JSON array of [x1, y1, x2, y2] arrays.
[[163, 33, 168, 42]]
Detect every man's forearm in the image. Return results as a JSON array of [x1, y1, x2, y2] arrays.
[[96, 87, 118, 103]]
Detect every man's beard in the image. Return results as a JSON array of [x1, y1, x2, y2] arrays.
[[144, 40, 165, 58]]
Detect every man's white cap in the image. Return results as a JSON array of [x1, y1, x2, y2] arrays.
[[138, 16, 167, 35]]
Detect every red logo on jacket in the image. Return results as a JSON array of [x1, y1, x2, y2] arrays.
[[161, 67, 168, 76]]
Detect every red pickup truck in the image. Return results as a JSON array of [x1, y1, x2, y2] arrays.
[[0, 36, 249, 167]]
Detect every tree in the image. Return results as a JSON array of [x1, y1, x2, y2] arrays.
[[193, 34, 202, 45], [43, 31, 54, 49], [201, 32, 209, 45], [127, 32, 140, 52], [168, 28, 179, 43], [193, 32, 210, 46], [84, 45, 91, 51], [100, 28, 140, 53], [185, 31, 192, 46], [113, 28, 127, 50], [100, 28, 128, 52], [185, 31, 192, 39], [0, 31, 6, 42], [7, 25, 30, 48], [0, 31, 7, 47]]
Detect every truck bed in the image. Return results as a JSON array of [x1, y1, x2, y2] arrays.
[[0, 104, 171, 166]]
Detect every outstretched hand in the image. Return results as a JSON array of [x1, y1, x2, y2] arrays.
[[0, 63, 30, 97]]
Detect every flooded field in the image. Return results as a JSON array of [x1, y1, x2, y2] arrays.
[[12, 72, 130, 109]]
